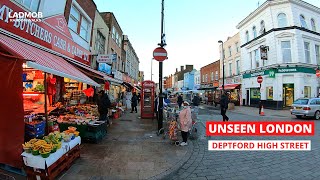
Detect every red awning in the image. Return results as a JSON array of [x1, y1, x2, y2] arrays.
[[218, 84, 240, 90], [0, 34, 100, 87]]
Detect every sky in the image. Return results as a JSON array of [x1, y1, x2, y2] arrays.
[[94, 0, 320, 83]]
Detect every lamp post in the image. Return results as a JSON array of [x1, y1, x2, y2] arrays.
[[151, 58, 154, 81], [218, 40, 225, 91]]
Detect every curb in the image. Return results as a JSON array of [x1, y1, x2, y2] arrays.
[[148, 140, 195, 180]]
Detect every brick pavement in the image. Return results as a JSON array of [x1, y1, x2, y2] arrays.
[[58, 106, 193, 180], [165, 106, 320, 180]]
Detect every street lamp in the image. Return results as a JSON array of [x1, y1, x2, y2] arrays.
[[151, 58, 154, 81], [218, 40, 225, 91]]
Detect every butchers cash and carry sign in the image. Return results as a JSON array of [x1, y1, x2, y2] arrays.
[[0, 1, 91, 65]]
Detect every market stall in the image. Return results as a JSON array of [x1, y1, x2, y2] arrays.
[[21, 130, 81, 179]]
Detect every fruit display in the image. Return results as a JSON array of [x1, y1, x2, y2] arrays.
[[22, 138, 39, 153]]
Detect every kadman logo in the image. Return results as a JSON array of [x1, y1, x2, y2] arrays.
[[8, 11, 43, 22]]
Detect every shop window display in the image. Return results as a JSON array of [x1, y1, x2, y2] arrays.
[[267, 87, 273, 100], [250, 88, 261, 99], [304, 86, 311, 98]]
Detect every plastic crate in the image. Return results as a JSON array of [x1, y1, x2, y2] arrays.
[[25, 121, 46, 132]]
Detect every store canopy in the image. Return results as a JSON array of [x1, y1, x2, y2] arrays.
[[105, 75, 123, 84], [197, 87, 216, 90], [217, 84, 240, 90], [0, 34, 100, 87]]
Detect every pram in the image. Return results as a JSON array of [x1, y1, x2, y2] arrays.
[[158, 105, 180, 146]]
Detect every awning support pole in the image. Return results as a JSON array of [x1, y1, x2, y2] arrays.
[[44, 72, 49, 134]]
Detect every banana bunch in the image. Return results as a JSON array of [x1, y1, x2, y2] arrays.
[[32, 140, 48, 151], [39, 143, 54, 154], [22, 138, 38, 149]]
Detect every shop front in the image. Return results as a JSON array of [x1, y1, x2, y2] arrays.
[[198, 83, 217, 105], [242, 66, 317, 109], [0, 0, 105, 177]]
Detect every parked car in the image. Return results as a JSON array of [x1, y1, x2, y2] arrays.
[[290, 98, 320, 119]]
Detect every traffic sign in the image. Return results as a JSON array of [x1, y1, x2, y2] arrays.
[[153, 47, 167, 62], [257, 76, 263, 83], [316, 70, 320, 77]]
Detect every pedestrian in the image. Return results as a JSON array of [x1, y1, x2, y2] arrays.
[[137, 92, 141, 104], [220, 91, 229, 122], [177, 94, 183, 108], [97, 90, 111, 124], [126, 91, 132, 111], [179, 101, 192, 146], [192, 93, 200, 118], [131, 92, 138, 113]]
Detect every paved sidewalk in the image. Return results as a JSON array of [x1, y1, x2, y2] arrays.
[[230, 106, 293, 119], [59, 106, 192, 180]]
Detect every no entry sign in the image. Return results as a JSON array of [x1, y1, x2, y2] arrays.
[[257, 76, 263, 84], [153, 47, 167, 62]]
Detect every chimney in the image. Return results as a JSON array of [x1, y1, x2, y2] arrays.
[[186, 65, 193, 70], [176, 68, 178, 73], [181, 66, 184, 71]]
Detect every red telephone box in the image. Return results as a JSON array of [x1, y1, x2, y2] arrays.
[[141, 80, 155, 119]]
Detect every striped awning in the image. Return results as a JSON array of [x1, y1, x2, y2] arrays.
[[0, 34, 100, 87]]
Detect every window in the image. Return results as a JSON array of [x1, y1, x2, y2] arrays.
[[202, 75, 205, 82], [235, 42, 239, 52], [304, 42, 311, 63], [68, 6, 80, 33], [205, 74, 208, 82], [223, 50, 225, 59], [228, 46, 232, 57], [260, 20, 266, 34], [300, 15, 308, 29], [311, 18, 316, 31], [211, 72, 214, 82], [16, 0, 40, 12], [223, 63, 226, 77], [304, 86, 311, 98], [236, 59, 240, 75], [229, 62, 232, 77], [80, 17, 89, 41], [95, 31, 106, 54], [253, 26, 257, 38], [277, 13, 287, 28], [68, 5, 91, 42], [266, 87, 273, 100], [316, 45, 320, 65], [215, 71, 218, 80], [245, 31, 249, 42], [254, 49, 259, 68], [115, 33, 119, 45], [250, 52, 253, 69], [281, 41, 292, 63], [112, 27, 116, 39]]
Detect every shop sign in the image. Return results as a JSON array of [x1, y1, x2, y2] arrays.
[[98, 63, 111, 74], [268, 69, 276, 78], [226, 78, 233, 84], [113, 70, 122, 80], [0, 1, 91, 65], [97, 54, 116, 64], [142, 81, 155, 88]]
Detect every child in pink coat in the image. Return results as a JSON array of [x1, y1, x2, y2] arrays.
[[179, 101, 192, 146]]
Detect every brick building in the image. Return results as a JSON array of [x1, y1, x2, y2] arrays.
[[164, 74, 173, 90], [200, 60, 220, 89]]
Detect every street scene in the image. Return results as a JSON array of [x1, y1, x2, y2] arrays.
[[1, 0, 320, 180]]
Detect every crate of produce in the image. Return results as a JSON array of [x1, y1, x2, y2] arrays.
[[25, 121, 46, 132]]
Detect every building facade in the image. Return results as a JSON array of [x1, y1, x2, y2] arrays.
[[100, 12, 124, 72], [237, 0, 320, 109], [194, 70, 201, 90], [200, 60, 220, 89], [173, 65, 194, 91], [123, 35, 139, 82], [219, 33, 242, 105], [183, 69, 196, 90]]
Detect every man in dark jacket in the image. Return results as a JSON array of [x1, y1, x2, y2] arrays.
[[131, 92, 138, 113], [177, 94, 183, 108], [98, 90, 111, 122], [220, 92, 229, 122], [192, 94, 200, 106]]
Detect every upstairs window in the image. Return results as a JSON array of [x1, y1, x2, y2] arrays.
[[316, 45, 320, 65], [235, 42, 239, 52], [245, 31, 249, 43], [236, 59, 240, 75], [311, 18, 316, 31], [228, 46, 232, 57], [253, 26, 257, 38], [260, 20, 266, 34], [68, 5, 91, 42], [112, 26, 116, 39], [281, 41, 292, 63], [304, 42, 311, 63], [211, 72, 214, 82], [215, 71, 218, 80], [300, 15, 308, 29], [95, 31, 106, 54], [277, 13, 287, 28], [16, 0, 40, 12]]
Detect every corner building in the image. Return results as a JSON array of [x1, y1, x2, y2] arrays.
[[237, 0, 320, 109]]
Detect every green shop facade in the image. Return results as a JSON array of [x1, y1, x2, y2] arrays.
[[242, 66, 318, 109]]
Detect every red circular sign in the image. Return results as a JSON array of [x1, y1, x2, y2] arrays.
[[316, 70, 320, 77], [153, 47, 167, 62], [257, 76, 263, 83]]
